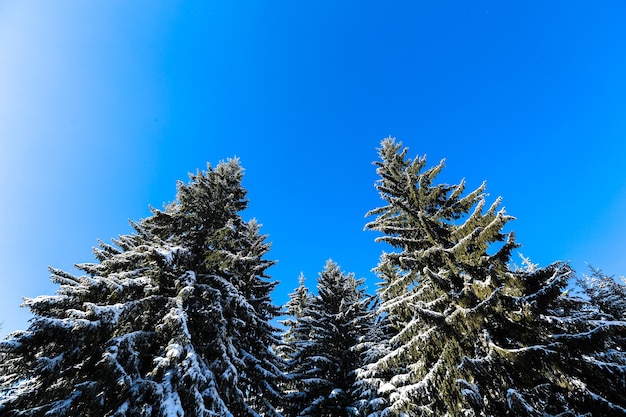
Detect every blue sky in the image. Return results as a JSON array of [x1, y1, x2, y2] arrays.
[[1, 1, 625, 338]]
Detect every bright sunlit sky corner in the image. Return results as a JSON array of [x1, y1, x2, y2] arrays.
[[1, 1, 626, 338]]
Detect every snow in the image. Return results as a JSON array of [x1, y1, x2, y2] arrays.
[[506, 389, 535, 414], [166, 343, 184, 360], [114, 401, 129, 415], [457, 379, 481, 403], [551, 319, 626, 341], [379, 382, 396, 393], [84, 302, 126, 324], [42, 390, 81, 416], [161, 371, 184, 417], [0, 338, 23, 350], [39, 353, 64, 372], [22, 294, 59, 308], [156, 245, 187, 265], [583, 388, 626, 414]]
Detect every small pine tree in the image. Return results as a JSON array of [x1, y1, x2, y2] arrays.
[[284, 261, 374, 417], [280, 273, 312, 361], [0, 159, 283, 417], [278, 274, 312, 417]]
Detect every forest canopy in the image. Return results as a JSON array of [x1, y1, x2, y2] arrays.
[[1, 139, 624, 417]]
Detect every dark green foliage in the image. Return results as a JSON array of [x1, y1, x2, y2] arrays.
[[581, 267, 626, 320], [280, 273, 312, 360], [277, 274, 312, 416], [1, 141, 624, 417], [359, 138, 626, 416], [463, 262, 626, 416], [0, 159, 283, 417], [360, 138, 518, 416], [283, 261, 374, 417]]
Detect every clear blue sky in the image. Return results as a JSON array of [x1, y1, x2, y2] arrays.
[[1, 1, 625, 338]]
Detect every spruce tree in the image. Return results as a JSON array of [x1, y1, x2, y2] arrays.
[[0, 159, 283, 417], [278, 274, 312, 417], [359, 137, 626, 416], [581, 267, 626, 320], [465, 262, 626, 416], [284, 261, 374, 417], [280, 274, 312, 362], [359, 137, 517, 416]]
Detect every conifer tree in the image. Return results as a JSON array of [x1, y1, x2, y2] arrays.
[[359, 137, 517, 416], [358, 137, 626, 416], [465, 262, 626, 416], [581, 267, 626, 320], [280, 274, 312, 361], [0, 159, 283, 417], [278, 274, 312, 417], [284, 261, 374, 417]]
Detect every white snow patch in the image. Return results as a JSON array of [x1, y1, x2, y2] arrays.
[[379, 382, 396, 393], [166, 343, 184, 360]]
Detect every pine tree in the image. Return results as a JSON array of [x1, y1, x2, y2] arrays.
[[284, 261, 374, 417], [0, 159, 283, 417], [360, 137, 517, 416], [359, 137, 626, 416], [278, 274, 312, 417], [280, 274, 312, 362], [581, 267, 626, 320], [465, 262, 626, 416]]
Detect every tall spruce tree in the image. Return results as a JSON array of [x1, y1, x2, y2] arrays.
[[359, 137, 518, 416], [0, 159, 283, 417], [358, 138, 626, 416], [283, 261, 374, 417]]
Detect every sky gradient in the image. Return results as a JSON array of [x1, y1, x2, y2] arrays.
[[1, 1, 626, 338]]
